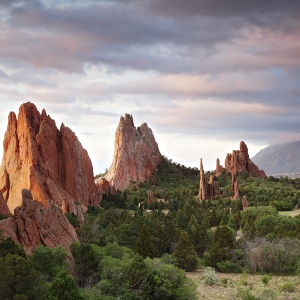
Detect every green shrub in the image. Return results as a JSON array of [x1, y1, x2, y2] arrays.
[[236, 288, 259, 300], [261, 274, 269, 285], [280, 283, 296, 293], [259, 289, 278, 300], [220, 278, 228, 284], [217, 260, 242, 273], [203, 267, 219, 285]]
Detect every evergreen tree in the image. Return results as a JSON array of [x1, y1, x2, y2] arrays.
[[219, 208, 230, 225], [173, 231, 197, 271], [210, 208, 218, 227], [70, 242, 100, 286], [194, 223, 210, 257], [127, 254, 147, 289], [136, 224, 154, 258], [209, 242, 226, 268], [45, 269, 83, 300], [0, 254, 47, 300], [0, 236, 25, 258]]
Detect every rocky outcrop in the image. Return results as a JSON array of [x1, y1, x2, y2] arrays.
[[215, 141, 265, 178], [198, 159, 218, 201], [215, 158, 224, 175], [242, 195, 248, 210], [104, 114, 161, 190], [0, 102, 101, 214], [147, 191, 155, 205], [0, 189, 78, 255], [96, 177, 114, 195], [231, 174, 240, 200], [0, 190, 10, 216]]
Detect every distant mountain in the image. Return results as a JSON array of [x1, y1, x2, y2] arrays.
[[251, 141, 300, 178]]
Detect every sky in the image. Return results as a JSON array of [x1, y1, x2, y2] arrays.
[[0, 0, 299, 174]]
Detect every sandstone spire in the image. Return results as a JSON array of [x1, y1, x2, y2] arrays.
[[0, 102, 101, 214], [215, 158, 224, 175], [215, 141, 265, 178], [198, 159, 218, 201], [103, 114, 161, 190], [231, 173, 240, 200]]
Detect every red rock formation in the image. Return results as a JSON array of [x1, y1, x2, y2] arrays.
[[96, 177, 113, 195], [147, 191, 155, 205], [231, 173, 240, 200], [0, 189, 78, 255], [242, 195, 248, 210], [215, 141, 265, 178], [215, 158, 224, 175], [198, 159, 218, 201], [104, 114, 161, 190], [0, 190, 10, 216], [0, 102, 101, 214]]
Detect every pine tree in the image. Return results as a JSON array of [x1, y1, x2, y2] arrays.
[[136, 224, 154, 258], [45, 269, 83, 300], [127, 255, 147, 289], [173, 231, 197, 271], [194, 223, 210, 257], [210, 208, 218, 227]]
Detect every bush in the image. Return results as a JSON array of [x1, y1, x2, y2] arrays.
[[280, 283, 296, 293], [236, 288, 259, 300], [261, 274, 269, 285], [217, 260, 242, 273], [259, 289, 278, 300], [203, 267, 219, 285]]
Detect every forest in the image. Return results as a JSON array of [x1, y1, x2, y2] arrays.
[[1, 155, 300, 299]]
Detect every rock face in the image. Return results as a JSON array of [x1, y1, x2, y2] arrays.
[[0, 102, 101, 214], [0, 189, 78, 255], [231, 173, 240, 200], [242, 195, 248, 210], [104, 114, 161, 190], [0, 190, 10, 216], [96, 177, 113, 195], [198, 159, 218, 201], [215, 141, 265, 178]]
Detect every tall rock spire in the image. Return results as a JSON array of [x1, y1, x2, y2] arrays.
[[103, 114, 161, 190], [198, 158, 218, 201]]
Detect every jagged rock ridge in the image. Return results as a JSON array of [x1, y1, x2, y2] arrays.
[[0, 102, 101, 214], [0, 189, 78, 255], [103, 114, 161, 190], [215, 141, 265, 178]]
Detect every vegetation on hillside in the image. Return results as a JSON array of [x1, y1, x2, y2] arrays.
[[1, 156, 300, 299]]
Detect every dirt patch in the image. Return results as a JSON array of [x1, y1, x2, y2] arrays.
[[187, 269, 300, 299]]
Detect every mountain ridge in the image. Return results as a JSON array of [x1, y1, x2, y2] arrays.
[[252, 141, 300, 178]]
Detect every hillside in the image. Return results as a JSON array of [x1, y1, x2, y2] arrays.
[[252, 141, 300, 178]]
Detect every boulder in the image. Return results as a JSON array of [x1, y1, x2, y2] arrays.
[[104, 114, 161, 190]]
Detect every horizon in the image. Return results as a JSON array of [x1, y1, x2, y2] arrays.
[[0, 0, 299, 174]]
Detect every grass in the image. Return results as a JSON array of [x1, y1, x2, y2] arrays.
[[279, 209, 300, 217], [187, 270, 300, 300]]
